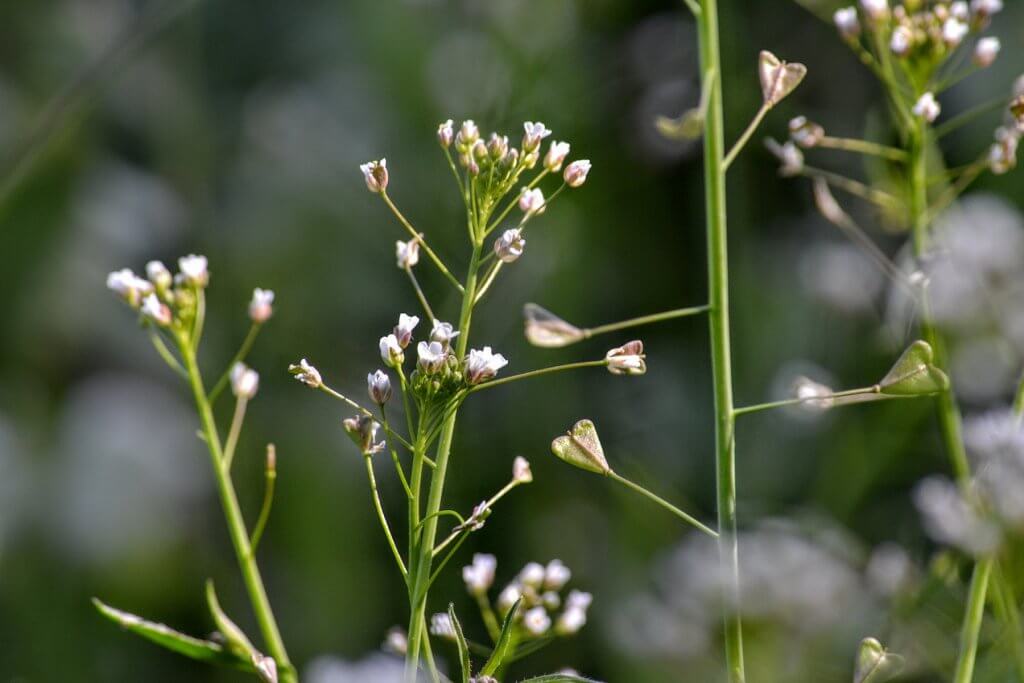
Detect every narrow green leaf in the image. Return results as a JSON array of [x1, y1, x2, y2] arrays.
[[92, 598, 253, 671], [879, 340, 949, 396], [516, 675, 603, 683], [447, 604, 471, 683], [480, 598, 520, 676], [205, 580, 257, 660]]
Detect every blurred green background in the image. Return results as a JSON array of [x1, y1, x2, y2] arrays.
[[1, 0, 1024, 681]]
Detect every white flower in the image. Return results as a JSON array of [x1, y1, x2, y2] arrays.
[[145, 260, 172, 289], [522, 121, 552, 152], [793, 376, 834, 410], [395, 239, 420, 270], [141, 293, 172, 326], [522, 607, 551, 636], [563, 159, 591, 188], [974, 37, 1001, 67], [249, 288, 275, 323], [106, 268, 153, 304], [230, 362, 260, 400], [497, 583, 522, 613], [542, 591, 561, 611], [605, 340, 647, 375], [566, 590, 593, 611], [544, 141, 571, 172], [971, 0, 1003, 18], [951, 1, 970, 20], [788, 116, 824, 148], [512, 455, 533, 484], [367, 370, 392, 405], [942, 18, 969, 48], [859, 0, 888, 21], [519, 562, 546, 588], [379, 335, 405, 367], [465, 346, 508, 384], [989, 127, 1019, 175], [178, 254, 209, 287], [429, 613, 456, 640], [833, 7, 860, 38], [487, 133, 509, 161], [437, 119, 454, 148], [518, 187, 546, 215], [555, 606, 588, 635], [462, 553, 498, 594], [494, 228, 526, 263], [890, 26, 912, 57], [383, 627, 408, 655], [544, 559, 572, 591], [913, 92, 941, 123], [429, 320, 460, 350], [913, 476, 1000, 555], [359, 159, 388, 193], [288, 358, 322, 388], [393, 313, 420, 348], [417, 340, 446, 374]]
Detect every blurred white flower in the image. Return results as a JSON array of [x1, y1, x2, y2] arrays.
[[518, 187, 546, 215], [249, 288, 275, 323], [544, 140, 571, 172], [305, 654, 404, 683], [146, 260, 172, 289], [437, 119, 454, 148], [834, 7, 860, 39], [912, 92, 940, 123], [941, 18, 968, 48], [395, 239, 420, 269], [140, 293, 172, 326], [494, 228, 526, 263], [522, 606, 551, 636], [230, 362, 260, 400], [429, 612, 456, 639], [860, 0, 888, 21], [563, 159, 591, 188], [544, 559, 572, 591], [463, 553, 498, 594], [913, 476, 1000, 555], [974, 37, 1001, 67], [512, 455, 533, 484], [177, 254, 209, 287], [866, 543, 914, 598]]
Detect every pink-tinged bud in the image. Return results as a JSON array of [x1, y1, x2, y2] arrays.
[[522, 607, 551, 636], [437, 119, 454, 148], [487, 133, 509, 161], [146, 260, 172, 290], [462, 553, 497, 594], [912, 92, 940, 123], [107, 268, 154, 307], [605, 340, 647, 375], [544, 140, 570, 172], [974, 37, 1000, 67], [834, 7, 860, 39], [456, 120, 479, 152], [249, 288, 275, 323], [788, 116, 824, 148], [359, 159, 388, 193], [265, 444, 276, 473], [989, 128, 1018, 175], [563, 159, 591, 187], [178, 254, 209, 287], [472, 139, 488, 163], [519, 562, 546, 587], [417, 340, 446, 374], [383, 627, 407, 655], [396, 239, 420, 269], [252, 654, 278, 683], [393, 313, 420, 348], [522, 121, 552, 153], [141, 293, 172, 326], [367, 369, 392, 405], [518, 187, 546, 215], [342, 414, 385, 455], [971, 0, 1003, 20], [288, 358, 322, 388], [379, 334, 405, 367], [860, 0, 888, 22], [230, 362, 260, 400], [544, 559, 571, 591], [429, 319, 460, 350], [494, 228, 526, 263], [889, 26, 913, 57], [941, 18, 968, 48], [951, 2, 969, 20], [465, 346, 508, 384], [512, 455, 533, 484]]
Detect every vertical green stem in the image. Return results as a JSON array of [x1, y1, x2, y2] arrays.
[[695, 2, 745, 681], [955, 558, 994, 683], [181, 344, 294, 682]]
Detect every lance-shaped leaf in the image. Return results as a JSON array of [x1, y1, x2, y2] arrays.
[[551, 419, 612, 475], [92, 598, 254, 671], [523, 303, 586, 348], [759, 50, 807, 107], [480, 598, 521, 676], [854, 637, 905, 683], [878, 340, 949, 396], [205, 580, 258, 661], [447, 604, 471, 683]]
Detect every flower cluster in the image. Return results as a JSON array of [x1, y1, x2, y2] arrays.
[[491, 558, 591, 638]]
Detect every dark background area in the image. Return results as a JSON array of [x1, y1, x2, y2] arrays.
[[1, 0, 1023, 680]]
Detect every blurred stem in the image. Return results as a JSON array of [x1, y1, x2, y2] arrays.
[[381, 191, 465, 293], [405, 264, 436, 322], [607, 471, 718, 537], [209, 322, 262, 404], [722, 102, 770, 172], [475, 592, 501, 643], [934, 95, 1012, 139], [192, 288, 206, 353], [179, 340, 294, 682], [1014, 374, 1024, 423], [222, 396, 248, 472], [817, 135, 907, 162], [467, 360, 608, 393], [148, 330, 187, 379], [583, 305, 710, 338], [248, 446, 276, 556], [799, 165, 901, 209], [365, 454, 408, 578], [696, 0, 746, 680], [954, 558, 994, 683]]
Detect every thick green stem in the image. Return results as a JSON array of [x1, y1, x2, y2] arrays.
[[954, 558, 994, 683], [181, 344, 294, 682], [695, 1, 745, 680]]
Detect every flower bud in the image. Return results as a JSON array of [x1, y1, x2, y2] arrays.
[[456, 120, 479, 152], [970, 0, 1003, 21], [465, 346, 509, 384], [834, 7, 861, 39], [471, 139, 488, 163], [429, 319, 460, 350], [555, 606, 587, 636], [429, 613, 456, 640], [231, 362, 260, 400], [551, 419, 611, 475], [974, 37, 1001, 67], [860, 0, 888, 22], [178, 254, 209, 287], [462, 553, 497, 595], [437, 119, 454, 148], [520, 562, 546, 588], [252, 654, 278, 683], [765, 138, 804, 176], [417, 340, 447, 374], [518, 187, 546, 215], [107, 268, 154, 307], [522, 121, 552, 153], [383, 627, 408, 655], [758, 50, 807, 107], [605, 340, 647, 375], [288, 358, 322, 388], [141, 293, 172, 326], [249, 288, 275, 323], [523, 303, 586, 348], [367, 369, 392, 405], [989, 128, 1019, 175], [496, 583, 522, 613], [889, 25, 913, 57], [563, 159, 591, 187], [502, 148, 520, 169], [541, 591, 561, 611], [512, 455, 533, 484], [788, 116, 824, 148], [494, 228, 526, 263], [942, 18, 968, 48], [544, 559, 571, 591], [522, 607, 551, 636], [359, 159, 388, 193], [544, 140, 570, 172], [487, 133, 509, 161], [342, 414, 385, 455], [146, 260, 172, 290], [912, 92, 940, 123], [393, 313, 420, 349], [396, 239, 420, 269], [379, 334, 405, 367]]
